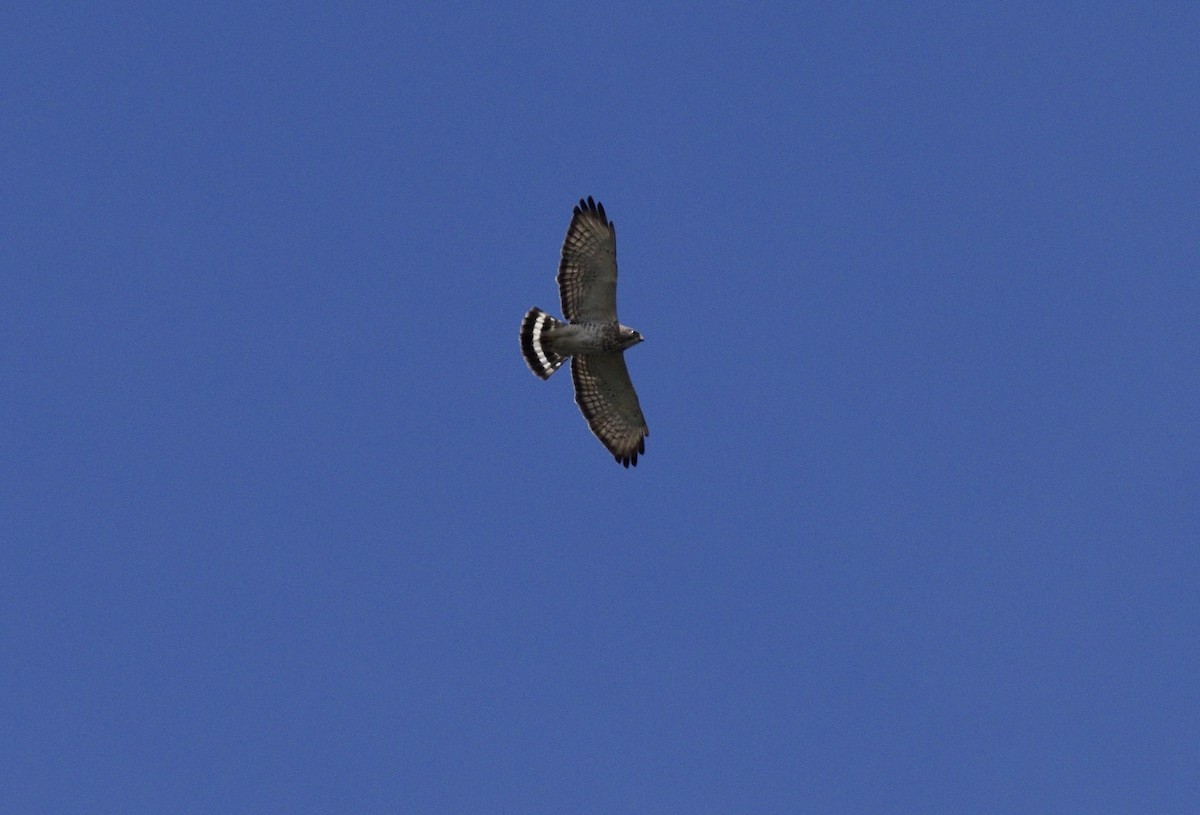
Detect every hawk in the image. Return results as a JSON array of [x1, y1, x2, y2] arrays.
[[520, 196, 649, 467]]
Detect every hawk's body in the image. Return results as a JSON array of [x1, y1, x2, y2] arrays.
[[520, 197, 648, 467]]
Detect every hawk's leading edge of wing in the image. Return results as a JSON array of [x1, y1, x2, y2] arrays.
[[558, 196, 618, 323], [571, 353, 648, 468]]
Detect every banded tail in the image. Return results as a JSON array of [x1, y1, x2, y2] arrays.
[[520, 307, 567, 379]]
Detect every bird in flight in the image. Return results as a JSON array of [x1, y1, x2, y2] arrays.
[[520, 196, 649, 467]]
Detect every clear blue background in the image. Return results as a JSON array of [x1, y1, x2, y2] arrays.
[[4, 3, 1197, 812]]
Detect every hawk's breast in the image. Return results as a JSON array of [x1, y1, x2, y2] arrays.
[[544, 321, 625, 355]]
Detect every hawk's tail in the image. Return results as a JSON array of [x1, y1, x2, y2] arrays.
[[520, 307, 567, 379]]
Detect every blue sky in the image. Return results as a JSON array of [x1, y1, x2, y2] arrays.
[[3, 3, 1197, 811]]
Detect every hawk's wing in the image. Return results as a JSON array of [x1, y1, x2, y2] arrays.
[[571, 353, 648, 467], [558, 196, 618, 323]]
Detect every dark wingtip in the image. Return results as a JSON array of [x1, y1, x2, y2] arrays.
[[577, 195, 601, 215], [616, 448, 639, 468]]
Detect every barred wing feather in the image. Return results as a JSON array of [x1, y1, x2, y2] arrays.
[[571, 353, 648, 468], [557, 196, 618, 323]]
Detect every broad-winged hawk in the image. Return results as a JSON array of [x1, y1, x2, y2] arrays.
[[520, 197, 648, 467]]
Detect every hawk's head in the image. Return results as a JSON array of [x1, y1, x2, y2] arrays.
[[617, 324, 644, 351]]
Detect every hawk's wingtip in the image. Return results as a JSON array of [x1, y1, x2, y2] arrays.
[[576, 196, 607, 223]]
